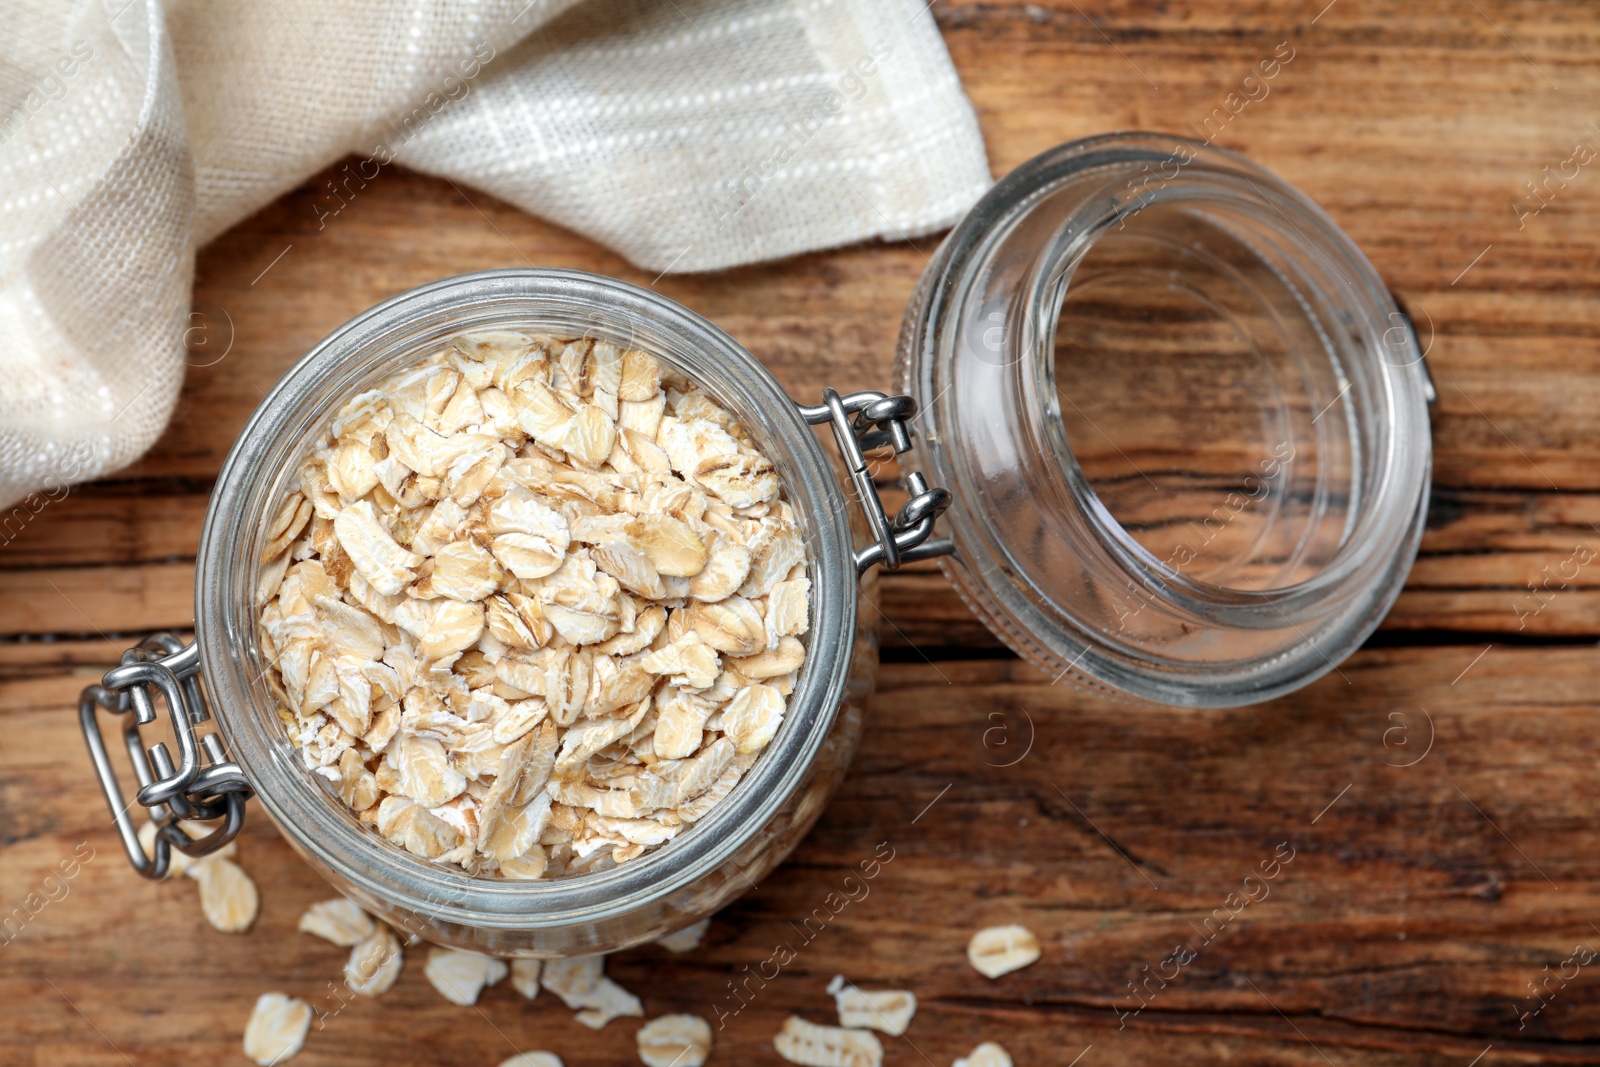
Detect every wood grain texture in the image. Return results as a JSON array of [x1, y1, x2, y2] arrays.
[[8, 649, 1600, 1066], [4, 2, 1600, 1065]]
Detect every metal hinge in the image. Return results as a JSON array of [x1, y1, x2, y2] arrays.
[[79, 634, 252, 879], [796, 388, 954, 575]]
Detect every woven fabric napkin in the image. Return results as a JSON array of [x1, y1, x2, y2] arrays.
[[0, 0, 989, 509]]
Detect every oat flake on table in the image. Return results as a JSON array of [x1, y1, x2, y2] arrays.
[[255, 332, 811, 880], [345, 927, 404, 996], [953, 1041, 1013, 1067], [773, 1015, 884, 1067], [499, 1053, 564, 1067], [966, 924, 1041, 979], [510, 957, 542, 999], [137, 819, 259, 933], [826, 974, 917, 1035], [297, 897, 376, 946], [540, 953, 643, 1029], [637, 1013, 713, 1067], [242, 992, 312, 1066], [424, 946, 508, 1005]]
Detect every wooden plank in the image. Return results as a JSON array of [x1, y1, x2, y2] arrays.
[[0, 486, 208, 567], [7, 646, 1600, 1065], [0, 637, 177, 675], [5, 485, 1600, 644], [0, 563, 194, 640]]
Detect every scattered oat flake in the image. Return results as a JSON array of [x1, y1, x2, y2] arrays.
[[826, 975, 916, 1035], [499, 1054, 563, 1067], [424, 946, 509, 1005], [953, 1042, 1013, 1067], [510, 957, 542, 999], [966, 924, 1040, 979], [298, 898, 375, 946], [345, 928, 403, 996], [637, 1013, 713, 1067], [773, 1015, 883, 1067], [189, 857, 258, 933], [243, 993, 311, 1066], [540, 954, 604, 1005], [574, 976, 644, 1029], [541, 954, 642, 1028], [655, 918, 710, 953]]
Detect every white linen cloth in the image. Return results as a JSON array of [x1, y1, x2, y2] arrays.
[[0, 0, 990, 509]]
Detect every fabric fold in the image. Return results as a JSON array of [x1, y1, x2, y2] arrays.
[[391, 0, 991, 272]]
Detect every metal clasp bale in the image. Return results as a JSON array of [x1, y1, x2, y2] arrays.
[[78, 633, 252, 879], [797, 388, 954, 575]]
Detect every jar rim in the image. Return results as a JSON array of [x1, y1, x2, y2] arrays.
[[901, 132, 1433, 706], [196, 268, 858, 937]]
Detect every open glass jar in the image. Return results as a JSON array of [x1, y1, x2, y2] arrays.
[[78, 132, 1432, 955], [900, 133, 1433, 706]]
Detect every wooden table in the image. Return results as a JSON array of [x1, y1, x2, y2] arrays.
[[6, 2, 1600, 1064]]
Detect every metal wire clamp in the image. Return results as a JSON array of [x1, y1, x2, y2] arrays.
[[796, 388, 954, 575], [79, 633, 252, 878]]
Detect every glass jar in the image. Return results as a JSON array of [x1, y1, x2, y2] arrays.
[[899, 132, 1433, 706], [78, 132, 1433, 953], [79, 269, 948, 956]]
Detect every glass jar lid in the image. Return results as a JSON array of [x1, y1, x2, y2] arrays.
[[900, 132, 1432, 707]]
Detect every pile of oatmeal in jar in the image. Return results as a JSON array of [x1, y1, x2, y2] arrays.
[[255, 331, 810, 879]]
